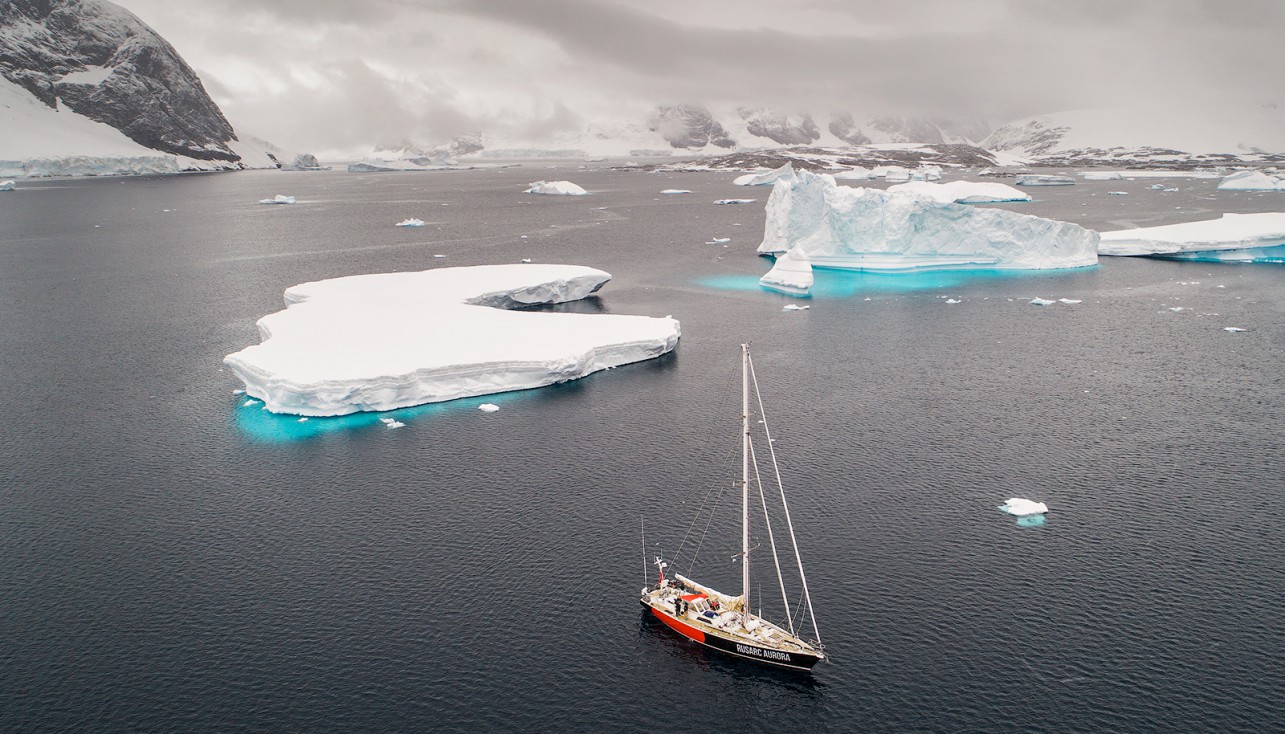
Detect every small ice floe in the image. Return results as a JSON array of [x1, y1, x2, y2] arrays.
[[999, 498, 1049, 516], [714, 198, 756, 205], [1083, 171, 1124, 181], [706, 237, 731, 244], [242, 399, 258, 406], [1107, 191, 1128, 196], [660, 189, 692, 194], [782, 304, 810, 311], [1058, 298, 1081, 304], [525, 180, 588, 196], [433, 254, 446, 258], [1163, 187, 1179, 192], [1168, 306, 1189, 312], [1029, 298, 1056, 305], [1149, 183, 1166, 190], [232, 388, 245, 394], [396, 218, 426, 227], [258, 194, 296, 205], [521, 258, 532, 263], [478, 403, 499, 412], [379, 417, 406, 429], [1015, 174, 1075, 186], [297, 417, 309, 422], [0, 180, 15, 191], [1223, 327, 1248, 332], [945, 298, 961, 304]]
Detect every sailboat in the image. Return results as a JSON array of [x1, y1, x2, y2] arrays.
[[639, 344, 825, 671]]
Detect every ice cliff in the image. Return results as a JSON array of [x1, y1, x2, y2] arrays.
[[1099, 213, 1285, 262], [758, 170, 1098, 271], [223, 265, 681, 416]]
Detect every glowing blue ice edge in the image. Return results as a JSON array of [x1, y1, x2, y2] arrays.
[[998, 506, 1048, 527], [700, 260, 1096, 298], [233, 389, 534, 443], [1147, 243, 1285, 264]]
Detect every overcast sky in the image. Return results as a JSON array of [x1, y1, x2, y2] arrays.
[[115, 0, 1285, 156]]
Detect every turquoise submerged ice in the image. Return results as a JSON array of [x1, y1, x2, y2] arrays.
[[758, 170, 1099, 272]]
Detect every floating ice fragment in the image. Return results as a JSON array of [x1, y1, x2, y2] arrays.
[[521, 258, 532, 263], [298, 417, 308, 422], [396, 218, 425, 227], [945, 298, 961, 304], [782, 304, 810, 311], [660, 189, 692, 194], [525, 180, 588, 195], [999, 498, 1049, 516], [0, 180, 15, 191], [1058, 298, 1081, 304], [1168, 306, 1188, 312], [1217, 171, 1284, 191], [759, 245, 813, 296], [479, 403, 500, 412], [243, 399, 258, 406], [258, 194, 296, 205], [734, 163, 795, 187], [714, 199, 755, 205], [1163, 187, 1179, 192], [833, 166, 871, 181], [1149, 183, 1166, 190], [888, 180, 1031, 204], [1223, 327, 1247, 332], [384, 420, 405, 429], [1083, 171, 1124, 181], [706, 237, 731, 244], [1107, 191, 1128, 196], [1015, 174, 1074, 186], [1029, 298, 1056, 305], [232, 388, 245, 394]]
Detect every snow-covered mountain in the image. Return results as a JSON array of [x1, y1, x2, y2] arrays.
[[0, 0, 284, 176], [983, 106, 1285, 165]]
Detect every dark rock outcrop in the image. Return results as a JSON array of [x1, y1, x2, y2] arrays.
[[0, 0, 240, 161], [648, 105, 735, 149]]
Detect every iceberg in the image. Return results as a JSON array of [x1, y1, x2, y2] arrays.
[[1015, 174, 1075, 186], [759, 246, 813, 296], [525, 180, 588, 195], [782, 304, 810, 311], [1099, 213, 1285, 262], [882, 166, 911, 183], [259, 194, 296, 205], [1029, 298, 1056, 305], [714, 198, 756, 205], [395, 218, 426, 227], [1223, 327, 1247, 332], [1082, 171, 1124, 181], [478, 403, 500, 412], [223, 264, 681, 416], [0, 180, 13, 191], [758, 170, 1098, 272], [733, 163, 796, 187], [1216, 171, 1284, 191], [887, 180, 1031, 204], [660, 189, 692, 194], [999, 498, 1048, 516], [832, 166, 871, 181]]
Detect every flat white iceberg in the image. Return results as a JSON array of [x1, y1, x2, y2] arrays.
[[395, 218, 426, 227], [758, 170, 1098, 272], [882, 166, 911, 183], [259, 194, 296, 205], [1108, 191, 1128, 196], [734, 163, 795, 187], [478, 403, 500, 412], [1015, 174, 1075, 186], [1099, 213, 1285, 262], [888, 180, 1031, 204], [782, 304, 810, 311], [0, 180, 14, 191], [1058, 298, 1081, 304], [714, 198, 756, 205], [1217, 171, 1283, 191], [1223, 327, 1247, 332], [999, 498, 1048, 516], [1029, 298, 1056, 305], [224, 265, 681, 416], [706, 237, 730, 244], [1082, 171, 1124, 181], [759, 245, 813, 296], [660, 189, 692, 194], [525, 180, 588, 195], [832, 166, 870, 181]]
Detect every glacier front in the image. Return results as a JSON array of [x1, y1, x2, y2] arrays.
[[224, 265, 681, 416], [758, 170, 1098, 272], [1099, 213, 1285, 262]]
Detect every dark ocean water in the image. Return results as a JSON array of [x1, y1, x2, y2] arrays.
[[1, 165, 1282, 733]]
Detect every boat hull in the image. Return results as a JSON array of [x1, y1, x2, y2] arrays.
[[642, 601, 823, 671]]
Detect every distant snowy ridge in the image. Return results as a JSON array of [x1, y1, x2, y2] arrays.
[[0, 0, 288, 176]]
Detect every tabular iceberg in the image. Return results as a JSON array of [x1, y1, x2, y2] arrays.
[[758, 170, 1098, 272], [759, 245, 813, 296], [1015, 174, 1075, 186], [888, 180, 1031, 204], [1216, 171, 1284, 191], [733, 163, 796, 186], [224, 264, 682, 416], [1098, 213, 1285, 262], [999, 498, 1048, 516], [525, 180, 588, 195]]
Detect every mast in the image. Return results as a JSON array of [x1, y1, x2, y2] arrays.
[[741, 344, 751, 623]]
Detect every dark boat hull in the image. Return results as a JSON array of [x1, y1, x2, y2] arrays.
[[642, 601, 822, 671]]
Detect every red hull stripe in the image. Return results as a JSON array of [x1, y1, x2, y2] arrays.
[[651, 607, 706, 644]]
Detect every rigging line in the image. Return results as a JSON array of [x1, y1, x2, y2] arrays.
[[672, 383, 741, 569], [685, 482, 726, 577], [747, 430, 797, 637], [748, 352, 823, 646], [640, 517, 648, 586]]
